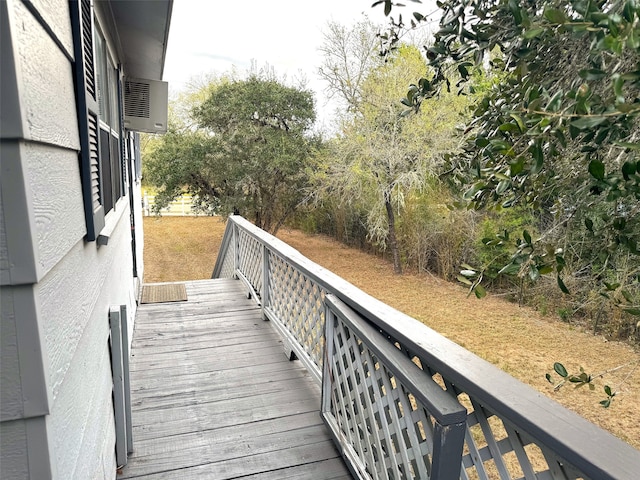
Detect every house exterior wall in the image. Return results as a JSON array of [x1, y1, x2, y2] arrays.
[[1, 0, 143, 478]]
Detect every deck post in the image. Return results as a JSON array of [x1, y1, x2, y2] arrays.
[[261, 244, 270, 320], [320, 303, 334, 415], [233, 221, 239, 279]]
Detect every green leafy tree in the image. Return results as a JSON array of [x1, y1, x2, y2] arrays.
[[145, 72, 319, 234], [375, 0, 640, 323], [315, 44, 468, 273]]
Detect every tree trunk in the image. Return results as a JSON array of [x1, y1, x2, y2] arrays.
[[384, 196, 402, 275]]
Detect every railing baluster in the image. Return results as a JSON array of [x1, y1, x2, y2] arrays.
[[262, 244, 269, 319], [233, 220, 239, 279]]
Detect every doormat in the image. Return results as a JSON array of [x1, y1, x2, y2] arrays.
[[141, 283, 188, 304]]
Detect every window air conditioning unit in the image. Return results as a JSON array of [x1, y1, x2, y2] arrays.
[[123, 78, 168, 134]]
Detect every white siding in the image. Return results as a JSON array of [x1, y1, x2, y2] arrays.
[[24, 142, 86, 275], [11, 0, 79, 150], [29, 0, 74, 54], [0, 420, 29, 480], [38, 203, 135, 479], [0, 288, 22, 420], [2, 1, 141, 478], [40, 210, 134, 401], [0, 192, 9, 278]]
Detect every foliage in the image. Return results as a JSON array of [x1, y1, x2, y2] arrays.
[[318, 18, 384, 114], [396, 186, 479, 279], [144, 71, 319, 234], [546, 360, 639, 408], [375, 0, 640, 330], [314, 41, 469, 273]]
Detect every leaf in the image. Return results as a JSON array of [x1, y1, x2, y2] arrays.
[[554, 362, 568, 377], [600, 399, 612, 408], [588, 159, 605, 180], [604, 385, 613, 396], [622, 161, 636, 180], [510, 157, 525, 175], [557, 275, 570, 294], [571, 116, 607, 129], [460, 269, 477, 277], [499, 123, 520, 132], [545, 373, 552, 383], [623, 308, 640, 316], [475, 136, 490, 148], [457, 275, 473, 285], [546, 90, 564, 112], [530, 141, 544, 173], [510, 114, 526, 133], [523, 229, 532, 244], [539, 265, 553, 275], [578, 69, 607, 81], [603, 281, 620, 291], [474, 284, 487, 298], [529, 265, 540, 281], [523, 27, 545, 39], [585, 217, 594, 232], [544, 8, 567, 24], [499, 262, 521, 275]]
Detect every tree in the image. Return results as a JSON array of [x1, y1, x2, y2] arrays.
[[145, 72, 319, 234], [376, 0, 640, 321], [315, 44, 468, 273], [318, 18, 384, 114]]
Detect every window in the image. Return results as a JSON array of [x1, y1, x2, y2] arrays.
[[70, 0, 126, 242]]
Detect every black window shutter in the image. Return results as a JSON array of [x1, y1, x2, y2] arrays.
[[71, 0, 105, 241]]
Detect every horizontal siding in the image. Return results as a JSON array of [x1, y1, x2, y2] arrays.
[[47, 309, 115, 480], [25, 142, 86, 276], [29, 0, 74, 56], [40, 209, 132, 402], [11, 0, 79, 149], [0, 192, 8, 280], [0, 288, 22, 420], [68, 343, 117, 480], [41, 213, 134, 479], [0, 419, 29, 480]]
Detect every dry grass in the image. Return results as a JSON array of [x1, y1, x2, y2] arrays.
[[143, 216, 226, 282], [143, 216, 640, 450]]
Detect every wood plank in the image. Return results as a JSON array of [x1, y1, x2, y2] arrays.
[[131, 371, 316, 412], [128, 346, 288, 376], [132, 396, 323, 443], [130, 411, 324, 458], [121, 278, 351, 479], [124, 423, 333, 477], [122, 441, 345, 479], [239, 459, 353, 480], [130, 358, 303, 394]]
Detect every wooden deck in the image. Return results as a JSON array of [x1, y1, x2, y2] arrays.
[[120, 278, 352, 479]]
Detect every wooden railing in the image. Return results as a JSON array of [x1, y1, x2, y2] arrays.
[[212, 216, 640, 480]]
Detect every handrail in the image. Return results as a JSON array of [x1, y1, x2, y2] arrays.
[[323, 294, 466, 480], [212, 216, 640, 480]]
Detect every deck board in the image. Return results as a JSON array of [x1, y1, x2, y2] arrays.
[[120, 278, 351, 479]]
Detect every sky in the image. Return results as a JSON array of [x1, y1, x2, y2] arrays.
[[162, 0, 426, 130]]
